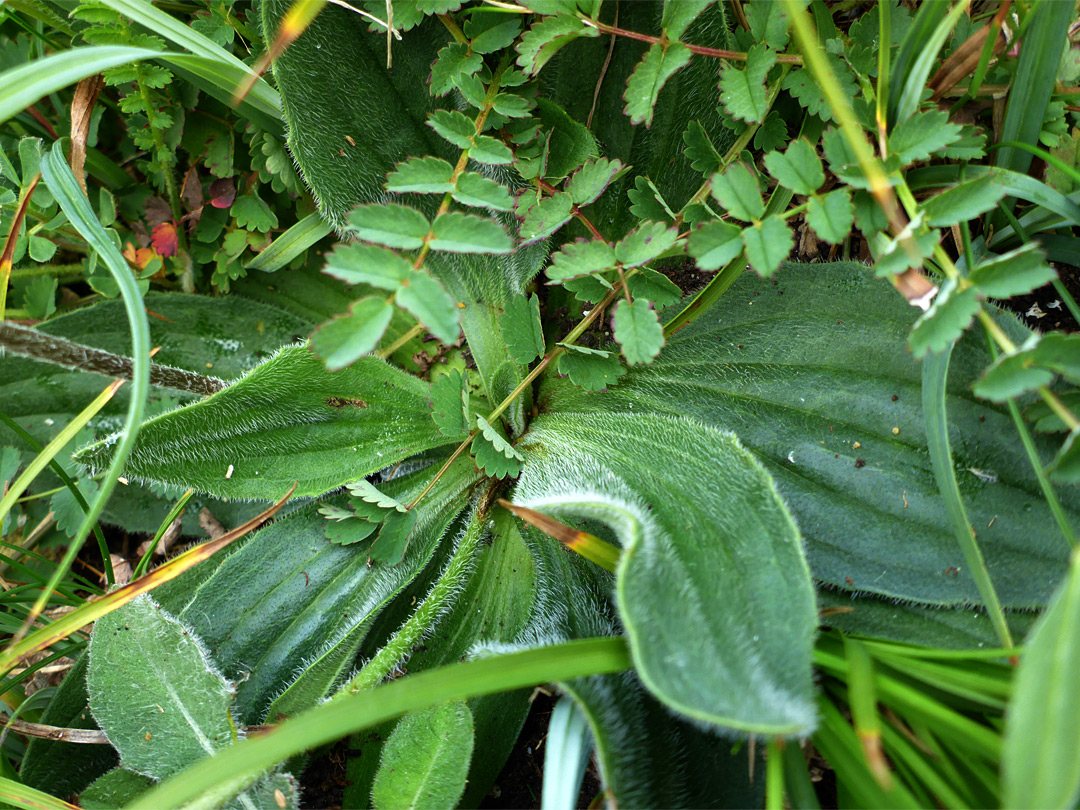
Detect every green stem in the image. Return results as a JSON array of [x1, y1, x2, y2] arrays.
[[922, 347, 1013, 650], [766, 739, 785, 810]]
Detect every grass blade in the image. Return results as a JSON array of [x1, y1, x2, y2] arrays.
[[0, 46, 158, 126], [894, 0, 971, 126], [127, 638, 632, 810], [0, 776, 79, 810], [246, 212, 332, 272], [541, 695, 593, 810]]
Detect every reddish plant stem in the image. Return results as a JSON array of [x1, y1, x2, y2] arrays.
[[584, 19, 803, 64]]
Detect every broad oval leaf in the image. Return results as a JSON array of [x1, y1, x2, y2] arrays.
[[539, 263, 1077, 610], [516, 412, 818, 734], [75, 347, 450, 500]]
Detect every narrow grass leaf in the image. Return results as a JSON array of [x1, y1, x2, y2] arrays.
[[246, 212, 331, 273]]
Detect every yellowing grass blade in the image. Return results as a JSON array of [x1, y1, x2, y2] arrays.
[[0, 484, 296, 672], [498, 499, 620, 572]]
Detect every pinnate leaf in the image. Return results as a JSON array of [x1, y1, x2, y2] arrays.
[[427, 110, 475, 149], [741, 215, 793, 277], [754, 110, 788, 152], [687, 220, 743, 271], [907, 278, 981, 358], [613, 298, 664, 365], [566, 158, 628, 207], [452, 173, 514, 211], [519, 192, 574, 244], [499, 293, 546, 364], [311, 297, 395, 371], [557, 345, 626, 391], [615, 221, 679, 268], [763, 139, 824, 196], [710, 162, 765, 222], [428, 369, 470, 438], [547, 239, 616, 282], [887, 110, 963, 166], [746, 0, 801, 50], [88, 595, 234, 779], [720, 44, 777, 125], [430, 43, 482, 97], [430, 211, 513, 254], [320, 243, 409, 289], [397, 271, 461, 344], [806, 188, 854, 245], [516, 14, 597, 76], [624, 42, 693, 127], [922, 174, 1006, 228], [974, 342, 1054, 402], [476, 415, 525, 461], [348, 203, 430, 250], [472, 416, 524, 479], [969, 244, 1057, 299], [347, 479, 408, 512], [386, 156, 455, 194], [469, 17, 521, 54], [782, 56, 857, 122], [469, 134, 514, 165]]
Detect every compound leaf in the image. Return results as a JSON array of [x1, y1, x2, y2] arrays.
[[719, 44, 777, 125], [430, 43, 482, 97], [624, 42, 693, 127], [322, 244, 413, 291], [427, 109, 475, 149], [921, 174, 1006, 228], [969, 244, 1057, 299], [547, 239, 617, 282], [661, 0, 714, 40], [368, 508, 420, 566], [452, 173, 514, 211], [397, 271, 461, 344], [627, 268, 682, 307], [887, 110, 963, 166], [325, 518, 379, 546], [499, 293, 546, 364], [613, 298, 664, 365], [347, 479, 408, 513], [557, 349, 626, 391], [687, 220, 743, 271], [683, 120, 723, 176], [615, 221, 679, 269], [516, 14, 598, 76], [428, 369, 470, 438], [566, 158, 629, 207], [519, 192, 574, 244], [907, 278, 981, 358]]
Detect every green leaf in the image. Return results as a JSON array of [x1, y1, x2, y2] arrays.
[[566, 158, 628, 207], [499, 294, 545, 364], [386, 156, 455, 194], [872, 227, 939, 277], [452, 173, 514, 211], [347, 479, 408, 513], [323, 243, 413, 290], [615, 222, 679, 269], [535, 97, 599, 179], [741, 216, 794, 277], [427, 109, 475, 149], [516, 14, 598, 76], [476, 415, 525, 461], [806, 188, 854, 245], [710, 162, 765, 222], [624, 42, 693, 127], [311, 297, 395, 371], [492, 92, 534, 119], [661, 0, 714, 40], [80, 769, 154, 810], [1033, 333, 1080, 384], [754, 110, 788, 152], [371, 702, 474, 810], [1002, 548, 1080, 809], [719, 44, 777, 125], [325, 517, 380, 546], [28, 235, 57, 263], [921, 175, 1007, 228], [347, 203, 431, 250], [429, 212, 513, 255], [369, 508, 420, 566], [563, 274, 614, 303], [687, 220, 743, 271], [969, 244, 1057, 299], [430, 43, 482, 97], [516, 413, 817, 734], [763, 139, 824, 196], [74, 348, 448, 499], [519, 192, 574, 244], [23, 275, 57, 319], [50, 478, 100, 536], [627, 175, 674, 222], [782, 56, 857, 123], [557, 348, 626, 391], [613, 299, 664, 365], [627, 268, 682, 307], [246, 212, 332, 273], [907, 278, 982, 358], [396, 271, 461, 343], [887, 110, 963, 166], [88, 595, 234, 778], [547, 239, 617, 282], [230, 192, 278, 232], [471, 420, 524, 479], [469, 17, 522, 54], [428, 369, 470, 438], [682, 120, 723, 176], [746, 0, 801, 50], [1052, 429, 1080, 484], [973, 342, 1053, 402], [469, 134, 515, 166], [942, 125, 987, 161]]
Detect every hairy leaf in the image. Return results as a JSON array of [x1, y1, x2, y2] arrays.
[[624, 42, 693, 127], [88, 596, 234, 778], [371, 702, 474, 810], [613, 299, 664, 365], [515, 413, 817, 734], [75, 348, 449, 499], [499, 293, 545, 364], [719, 44, 777, 125], [763, 138, 824, 196]]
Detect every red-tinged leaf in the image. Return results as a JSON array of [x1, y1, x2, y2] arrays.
[[150, 222, 179, 258], [209, 177, 236, 209], [180, 165, 204, 210]]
